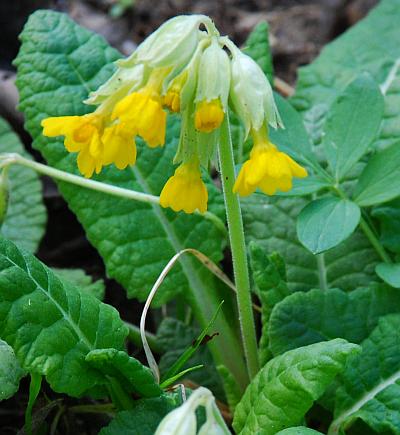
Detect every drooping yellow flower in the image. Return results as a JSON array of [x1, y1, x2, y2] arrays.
[[160, 160, 208, 213], [194, 99, 224, 133], [233, 127, 307, 196], [163, 89, 181, 113], [41, 114, 105, 177], [102, 124, 137, 169]]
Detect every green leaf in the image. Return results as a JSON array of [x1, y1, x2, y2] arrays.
[[249, 242, 290, 365], [0, 338, 24, 400], [53, 268, 105, 300], [156, 317, 224, 399], [242, 195, 379, 292], [277, 428, 323, 435], [297, 197, 361, 254], [15, 10, 246, 385], [321, 74, 384, 180], [275, 177, 330, 197], [160, 301, 223, 387], [217, 365, 241, 413], [85, 348, 162, 398], [291, 0, 400, 155], [330, 314, 400, 434], [375, 263, 400, 288], [353, 141, 400, 206], [0, 237, 128, 397], [233, 339, 360, 435], [270, 94, 316, 167], [373, 198, 400, 254], [243, 21, 274, 82], [99, 396, 175, 435], [0, 118, 46, 253], [269, 285, 400, 356]]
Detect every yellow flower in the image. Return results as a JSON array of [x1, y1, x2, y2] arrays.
[[160, 161, 208, 213], [41, 114, 104, 177], [233, 127, 307, 196], [112, 91, 166, 148], [194, 99, 224, 133], [102, 124, 137, 169], [163, 89, 181, 113]]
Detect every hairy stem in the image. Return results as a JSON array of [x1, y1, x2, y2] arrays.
[[0, 153, 227, 235], [218, 117, 260, 379]]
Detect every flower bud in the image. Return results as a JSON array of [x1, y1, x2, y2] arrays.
[[229, 46, 282, 137], [195, 39, 231, 113]]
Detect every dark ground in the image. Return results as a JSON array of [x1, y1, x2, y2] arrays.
[[0, 0, 378, 433]]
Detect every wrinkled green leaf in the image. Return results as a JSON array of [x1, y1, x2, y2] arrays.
[[85, 348, 162, 397], [249, 242, 290, 365], [156, 317, 224, 399], [373, 198, 400, 254], [233, 339, 360, 435], [269, 285, 400, 356], [0, 339, 24, 400], [321, 74, 384, 180], [277, 428, 323, 435], [375, 263, 400, 288], [353, 141, 400, 206], [0, 118, 46, 253], [331, 314, 400, 434], [242, 196, 379, 292], [15, 10, 246, 384], [0, 237, 128, 397], [217, 365, 241, 413], [297, 197, 361, 254], [53, 268, 105, 300], [99, 396, 175, 435], [243, 21, 273, 82], [292, 0, 400, 157]]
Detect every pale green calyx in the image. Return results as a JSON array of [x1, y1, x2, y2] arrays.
[[119, 15, 217, 70], [155, 387, 230, 435], [229, 44, 283, 136], [195, 38, 231, 112]]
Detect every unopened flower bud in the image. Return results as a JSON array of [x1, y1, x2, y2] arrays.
[[229, 45, 282, 137]]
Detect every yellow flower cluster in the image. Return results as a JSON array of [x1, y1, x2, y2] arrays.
[[41, 15, 306, 214]]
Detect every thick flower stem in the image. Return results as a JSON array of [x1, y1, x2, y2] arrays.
[[218, 117, 260, 379]]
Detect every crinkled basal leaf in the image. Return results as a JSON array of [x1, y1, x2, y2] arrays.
[[277, 428, 323, 435], [15, 11, 246, 385], [297, 197, 361, 254], [330, 314, 400, 435], [99, 396, 175, 435], [85, 348, 161, 397], [0, 118, 46, 253], [53, 268, 105, 300], [249, 242, 290, 365], [269, 285, 400, 356], [243, 21, 273, 82], [373, 198, 400, 254], [353, 140, 400, 206], [233, 339, 360, 435], [0, 237, 128, 397], [321, 74, 384, 180], [291, 0, 400, 153], [0, 339, 24, 401], [242, 196, 379, 292], [156, 317, 224, 399]]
